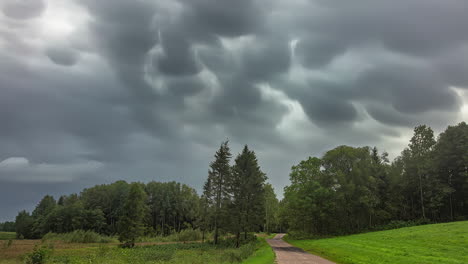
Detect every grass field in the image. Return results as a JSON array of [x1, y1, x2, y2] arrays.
[[0, 234, 274, 264], [287, 221, 468, 264], [0, 232, 15, 240]]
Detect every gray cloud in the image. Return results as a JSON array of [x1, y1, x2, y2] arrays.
[[2, 0, 46, 20], [46, 46, 79, 66], [1, 0, 468, 220]]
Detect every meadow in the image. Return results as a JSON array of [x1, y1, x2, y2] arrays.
[[0, 232, 15, 240], [286, 221, 468, 264], [0, 233, 275, 264]]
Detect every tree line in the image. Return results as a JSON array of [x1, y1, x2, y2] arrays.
[[12, 142, 280, 247], [282, 122, 468, 236]]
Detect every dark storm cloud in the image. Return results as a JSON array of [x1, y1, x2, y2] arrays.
[[355, 63, 461, 114], [1, 0, 468, 220], [295, 36, 347, 69], [46, 46, 79, 66], [2, 0, 46, 20], [303, 96, 358, 124], [182, 0, 265, 38], [240, 36, 291, 81], [155, 31, 202, 76]]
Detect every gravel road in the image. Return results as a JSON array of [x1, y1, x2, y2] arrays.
[[266, 234, 336, 264]]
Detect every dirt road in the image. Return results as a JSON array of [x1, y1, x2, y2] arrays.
[[266, 234, 335, 264]]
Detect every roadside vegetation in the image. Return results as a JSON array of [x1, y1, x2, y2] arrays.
[[242, 235, 275, 264], [286, 221, 468, 264], [0, 234, 272, 264]]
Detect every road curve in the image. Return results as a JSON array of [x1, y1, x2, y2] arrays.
[[266, 234, 336, 264]]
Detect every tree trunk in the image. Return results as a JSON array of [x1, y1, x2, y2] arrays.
[[418, 173, 426, 219], [449, 193, 453, 220], [214, 216, 218, 245]]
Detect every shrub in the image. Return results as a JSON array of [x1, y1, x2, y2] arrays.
[[42, 230, 117, 243], [136, 228, 204, 243], [176, 228, 202, 242], [24, 245, 52, 264]]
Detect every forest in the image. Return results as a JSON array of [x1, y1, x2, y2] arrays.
[[8, 143, 280, 248], [282, 122, 468, 236], [2, 122, 467, 244]]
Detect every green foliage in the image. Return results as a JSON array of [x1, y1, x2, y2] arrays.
[[24, 245, 52, 264], [15, 211, 34, 239], [264, 184, 280, 233], [230, 145, 267, 246], [31, 195, 57, 238], [0, 221, 15, 232], [433, 122, 468, 219], [117, 183, 148, 246], [145, 181, 200, 236], [287, 221, 468, 264], [42, 230, 117, 243], [203, 140, 233, 244], [137, 228, 205, 243], [283, 122, 468, 236]]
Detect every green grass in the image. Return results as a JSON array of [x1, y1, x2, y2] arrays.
[[0, 232, 15, 240], [242, 235, 275, 264], [286, 221, 468, 264]]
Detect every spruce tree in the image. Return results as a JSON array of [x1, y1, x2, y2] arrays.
[[231, 145, 267, 246], [203, 141, 232, 244]]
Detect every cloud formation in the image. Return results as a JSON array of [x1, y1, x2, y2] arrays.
[[0, 0, 467, 220]]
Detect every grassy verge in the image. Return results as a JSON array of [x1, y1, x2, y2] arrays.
[[0, 232, 16, 240], [0, 234, 267, 264], [48, 239, 262, 264], [242, 234, 275, 264], [286, 221, 468, 264]]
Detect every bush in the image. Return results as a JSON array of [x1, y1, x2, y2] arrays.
[[176, 228, 202, 242], [136, 228, 204, 243], [24, 245, 52, 264], [42, 230, 117, 243]]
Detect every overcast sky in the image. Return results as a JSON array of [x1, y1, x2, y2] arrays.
[[1, 0, 467, 221]]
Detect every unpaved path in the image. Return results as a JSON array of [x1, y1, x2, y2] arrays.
[[266, 234, 335, 264]]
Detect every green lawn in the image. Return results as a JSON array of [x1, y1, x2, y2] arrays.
[[0, 232, 15, 240], [287, 221, 468, 264]]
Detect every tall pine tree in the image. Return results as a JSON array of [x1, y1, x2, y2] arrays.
[[203, 141, 232, 244], [231, 145, 266, 246]]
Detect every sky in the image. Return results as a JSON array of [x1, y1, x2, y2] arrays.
[[1, 0, 467, 221]]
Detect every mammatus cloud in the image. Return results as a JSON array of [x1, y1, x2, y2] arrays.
[[0, 0, 467, 220]]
